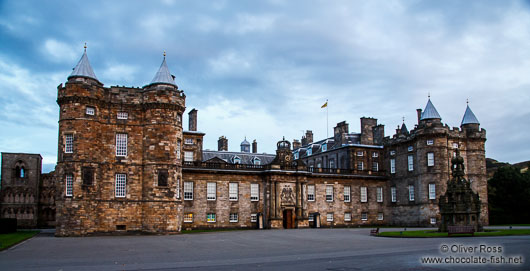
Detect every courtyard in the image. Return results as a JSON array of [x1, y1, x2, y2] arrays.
[[0, 228, 528, 270]]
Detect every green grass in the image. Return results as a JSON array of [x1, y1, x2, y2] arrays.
[[490, 224, 530, 226], [378, 229, 530, 238], [0, 231, 40, 250]]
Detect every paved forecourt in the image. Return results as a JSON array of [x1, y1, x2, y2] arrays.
[[0, 228, 528, 270]]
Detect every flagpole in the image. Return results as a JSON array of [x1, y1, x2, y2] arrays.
[[326, 99, 329, 139]]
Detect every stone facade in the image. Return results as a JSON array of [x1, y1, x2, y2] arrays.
[[0, 153, 55, 228]]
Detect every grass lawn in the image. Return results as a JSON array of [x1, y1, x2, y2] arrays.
[[0, 231, 40, 250], [378, 229, 530, 238]]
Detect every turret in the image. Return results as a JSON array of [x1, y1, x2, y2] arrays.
[[67, 43, 102, 86], [419, 97, 442, 127], [240, 137, 250, 153], [461, 102, 480, 131]]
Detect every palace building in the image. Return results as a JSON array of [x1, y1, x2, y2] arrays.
[[0, 49, 488, 235]]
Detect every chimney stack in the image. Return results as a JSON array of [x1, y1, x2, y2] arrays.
[[252, 140, 257, 153], [188, 108, 198, 131], [416, 109, 422, 125], [292, 139, 301, 150], [305, 130, 313, 144], [218, 136, 228, 151]]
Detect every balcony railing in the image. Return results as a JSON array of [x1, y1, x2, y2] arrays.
[[183, 161, 386, 176]]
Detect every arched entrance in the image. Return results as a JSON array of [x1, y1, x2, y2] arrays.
[[282, 209, 295, 229]]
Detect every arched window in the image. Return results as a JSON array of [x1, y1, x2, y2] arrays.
[[14, 160, 26, 178]]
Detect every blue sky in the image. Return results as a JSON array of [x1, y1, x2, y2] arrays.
[[1, 0, 529, 172]]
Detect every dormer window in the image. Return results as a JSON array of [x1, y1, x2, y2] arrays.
[[293, 150, 299, 160], [408, 146, 413, 152], [322, 144, 327, 152], [253, 157, 261, 165], [233, 156, 241, 164], [117, 112, 128, 120], [86, 106, 95, 115], [307, 147, 312, 156]]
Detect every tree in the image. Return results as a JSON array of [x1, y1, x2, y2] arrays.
[[488, 166, 530, 224]]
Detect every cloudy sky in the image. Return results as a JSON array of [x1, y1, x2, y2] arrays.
[[1, 0, 529, 172]]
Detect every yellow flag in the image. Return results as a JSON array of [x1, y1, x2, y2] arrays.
[[321, 101, 328, 108]]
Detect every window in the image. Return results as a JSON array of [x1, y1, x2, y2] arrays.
[[184, 213, 193, 223], [391, 187, 397, 202], [427, 152, 435, 167], [357, 161, 364, 170], [360, 186, 367, 202], [344, 213, 352, 222], [429, 183, 436, 200], [207, 213, 216, 223], [408, 146, 413, 152], [427, 139, 434, 145], [408, 185, 415, 201], [329, 159, 335, 168], [344, 186, 351, 202], [390, 150, 396, 156], [294, 151, 299, 160], [115, 173, 126, 198], [158, 170, 168, 187], [326, 213, 333, 222], [233, 156, 241, 164], [250, 183, 259, 201], [251, 213, 257, 222], [207, 182, 216, 200], [390, 159, 396, 174], [116, 133, 127, 156], [307, 147, 312, 156], [18, 167, 25, 178], [184, 182, 193, 200], [185, 138, 193, 145], [82, 167, 94, 186], [372, 152, 378, 158], [356, 151, 363, 157], [184, 151, 194, 162], [86, 106, 95, 115], [452, 142, 459, 149], [229, 213, 238, 223], [176, 178, 180, 199], [308, 213, 314, 222], [65, 174, 73, 197], [325, 185, 333, 202], [430, 217, 437, 224], [117, 112, 128, 119], [177, 141, 181, 159], [253, 157, 261, 165], [377, 187, 383, 203], [322, 144, 327, 152], [408, 155, 414, 171], [372, 162, 379, 172], [229, 182, 238, 201], [65, 134, 73, 153], [361, 212, 368, 221], [377, 213, 384, 220], [307, 185, 315, 201]]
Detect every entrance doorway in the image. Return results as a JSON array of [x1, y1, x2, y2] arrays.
[[283, 209, 295, 229]]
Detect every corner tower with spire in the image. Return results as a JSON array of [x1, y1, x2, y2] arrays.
[[56, 49, 186, 236]]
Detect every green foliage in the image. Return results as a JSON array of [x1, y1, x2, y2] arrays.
[[0, 231, 39, 250], [488, 166, 530, 224]]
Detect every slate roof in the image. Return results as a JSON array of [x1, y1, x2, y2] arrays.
[[420, 99, 442, 120], [149, 56, 177, 87], [202, 150, 276, 165], [69, 49, 98, 81], [461, 105, 480, 125], [400, 123, 409, 134]]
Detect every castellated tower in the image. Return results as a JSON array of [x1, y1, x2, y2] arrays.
[[55, 49, 185, 236]]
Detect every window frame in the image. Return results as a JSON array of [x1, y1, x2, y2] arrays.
[[207, 182, 216, 201], [65, 134, 73, 153], [117, 112, 128, 120], [307, 185, 315, 201], [207, 213, 216, 223], [250, 213, 257, 223], [184, 151, 194, 162], [229, 182, 238, 201], [377, 212, 384, 221], [426, 139, 434, 145], [250, 183, 259, 201], [408, 146, 413, 152], [391, 186, 397, 203], [229, 213, 238, 223], [344, 185, 351, 202], [407, 155, 414, 171], [85, 106, 95, 115], [325, 185, 334, 202], [377, 187, 383, 203], [427, 152, 435, 167], [357, 161, 364, 171], [372, 162, 379, 172], [361, 212, 368, 221], [429, 183, 436, 200], [344, 212, 352, 222], [408, 185, 415, 201], [390, 158, 396, 174], [157, 170, 168, 187], [65, 174, 73, 197], [360, 186, 367, 203], [115, 173, 126, 198], [183, 181, 193, 200], [184, 213, 193, 223], [326, 213, 333, 222], [116, 133, 128, 157]]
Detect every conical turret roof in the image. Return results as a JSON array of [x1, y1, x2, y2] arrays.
[[149, 55, 177, 87], [241, 137, 250, 146], [461, 104, 480, 125], [69, 48, 98, 81], [400, 123, 409, 134], [420, 99, 442, 120]]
